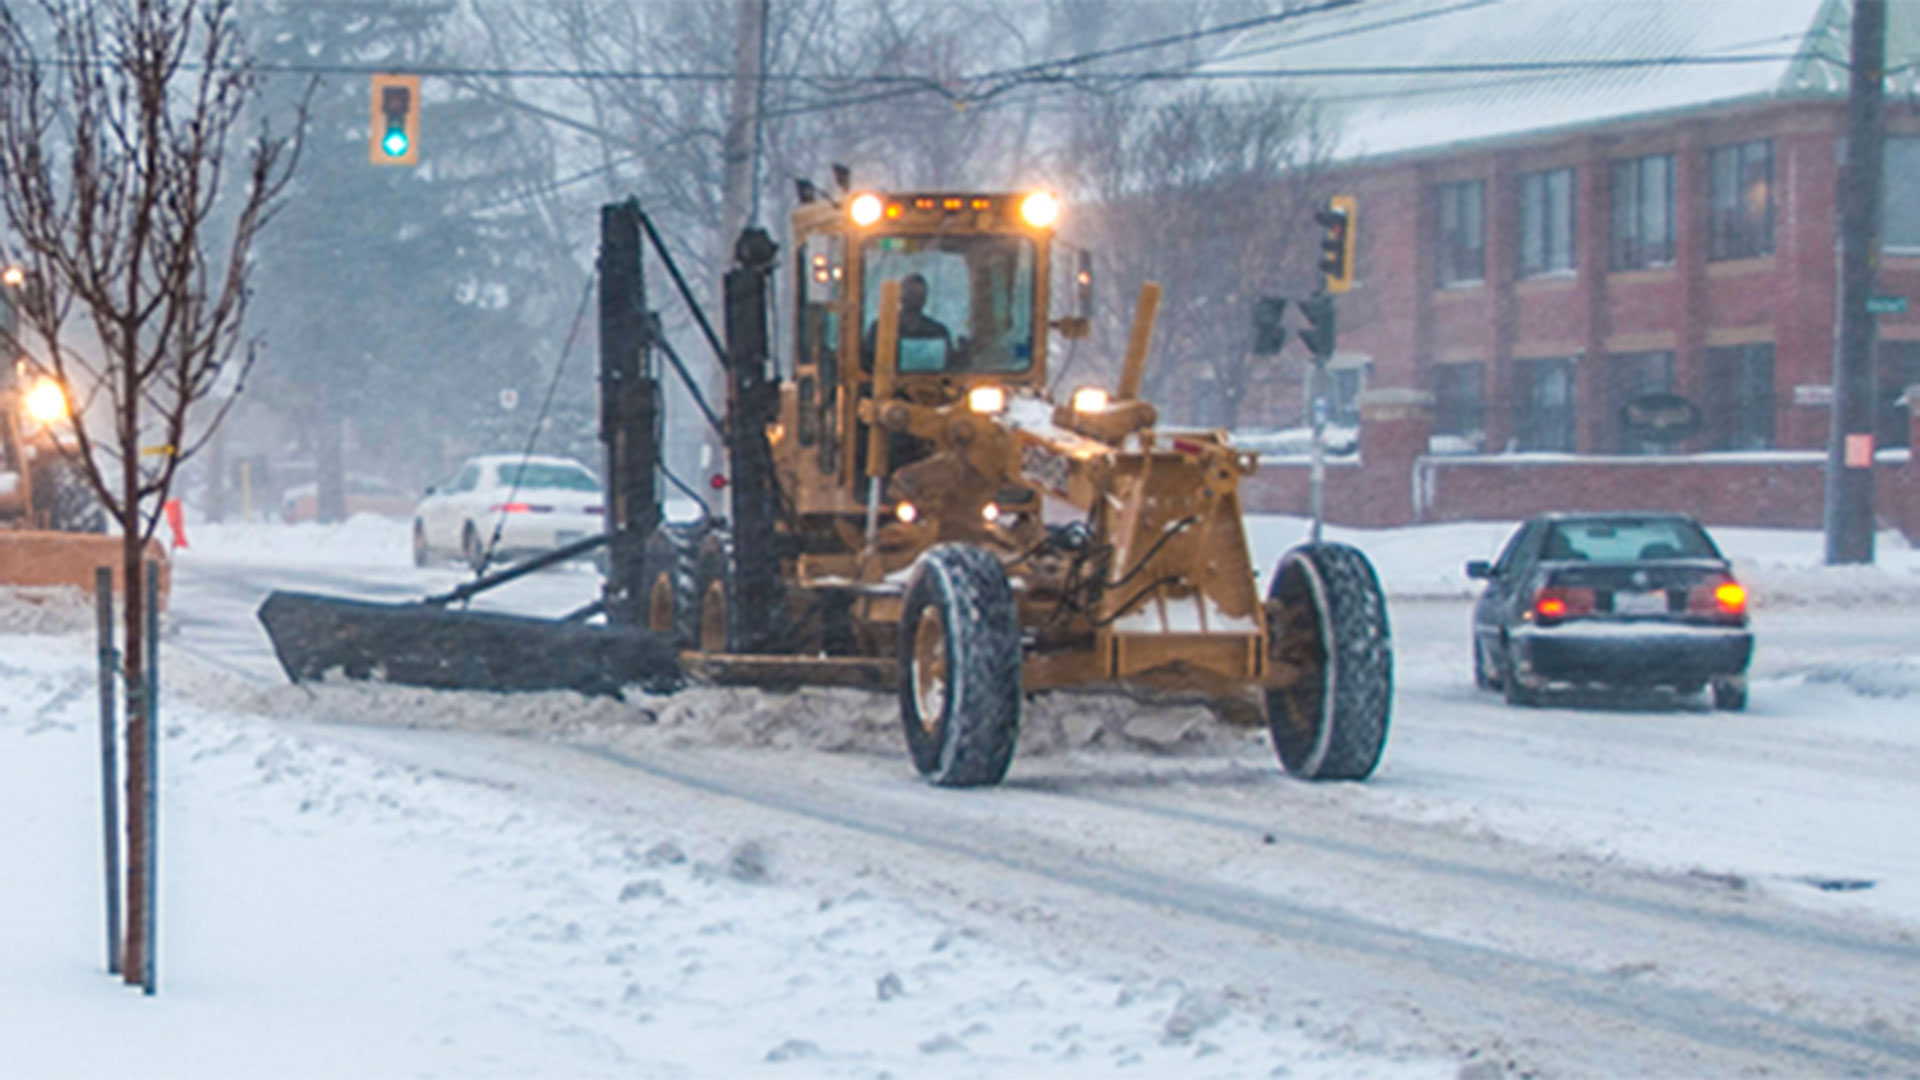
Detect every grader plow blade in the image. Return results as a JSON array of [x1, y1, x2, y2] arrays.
[[256, 534, 682, 697], [258, 591, 681, 697]]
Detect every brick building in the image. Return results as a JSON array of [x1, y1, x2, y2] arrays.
[[1204, 0, 1920, 536]]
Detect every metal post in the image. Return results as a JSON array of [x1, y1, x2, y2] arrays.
[[142, 562, 159, 995], [1309, 358, 1327, 545], [93, 568, 121, 976], [1824, 0, 1886, 564]]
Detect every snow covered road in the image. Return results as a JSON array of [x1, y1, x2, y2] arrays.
[[7, 515, 1919, 1077]]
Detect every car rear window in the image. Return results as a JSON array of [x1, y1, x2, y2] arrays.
[[495, 463, 600, 492], [1541, 520, 1717, 562]]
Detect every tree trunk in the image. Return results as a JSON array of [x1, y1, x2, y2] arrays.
[[120, 456, 148, 987]]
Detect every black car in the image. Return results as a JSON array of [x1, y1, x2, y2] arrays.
[[1467, 513, 1754, 709]]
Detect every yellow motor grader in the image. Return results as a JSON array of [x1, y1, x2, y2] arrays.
[[0, 304, 139, 598], [262, 189, 1392, 786]]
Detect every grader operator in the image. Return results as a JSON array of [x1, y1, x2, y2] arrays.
[[262, 187, 1393, 789]]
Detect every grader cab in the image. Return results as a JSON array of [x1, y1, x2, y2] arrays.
[[261, 189, 1393, 787]]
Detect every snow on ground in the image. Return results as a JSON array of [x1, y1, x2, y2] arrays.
[[0, 627, 1442, 1080], [34, 509, 1914, 1074]]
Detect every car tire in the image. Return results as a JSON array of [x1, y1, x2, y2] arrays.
[[1264, 543, 1393, 781], [1472, 637, 1499, 691], [1502, 641, 1540, 707], [1711, 675, 1748, 712], [898, 543, 1022, 788], [412, 520, 430, 567], [461, 523, 486, 572]]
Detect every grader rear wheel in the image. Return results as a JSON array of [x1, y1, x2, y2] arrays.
[[1265, 542, 1392, 781], [640, 523, 707, 650], [694, 529, 732, 654], [897, 543, 1021, 788]]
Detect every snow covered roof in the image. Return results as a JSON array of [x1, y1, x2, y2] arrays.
[[1199, 0, 1920, 165]]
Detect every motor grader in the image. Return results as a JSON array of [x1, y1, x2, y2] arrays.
[[0, 296, 134, 598], [261, 189, 1393, 786]]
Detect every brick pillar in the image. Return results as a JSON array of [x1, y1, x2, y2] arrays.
[[1357, 388, 1435, 526], [1905, 387, 1920, 543]]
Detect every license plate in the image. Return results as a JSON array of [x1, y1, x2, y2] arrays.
[[1614, 590, 1668, 615]]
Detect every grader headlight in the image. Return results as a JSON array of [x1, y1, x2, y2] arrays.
[[849, 193, 884, 227], [24, 376, 69, 424], [1019, 191, 1060, 228], [1071, 386, 1110, 413], [966, 385, 1008, 415]]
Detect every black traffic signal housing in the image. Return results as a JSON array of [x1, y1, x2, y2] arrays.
[[1298, 294, 1337, 360], [369, 74, 420, 166], [1251, 296, 1288, 356], [1316, 194, 1356, 294]]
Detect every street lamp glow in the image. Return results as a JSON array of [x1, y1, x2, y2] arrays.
[[1, 265, 23, 288], [24, 377, 69, 424]]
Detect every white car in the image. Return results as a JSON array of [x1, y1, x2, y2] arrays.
[[413, 454, 605, 570]]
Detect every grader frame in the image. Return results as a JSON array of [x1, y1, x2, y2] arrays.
[[260, 192, 1393, 787]]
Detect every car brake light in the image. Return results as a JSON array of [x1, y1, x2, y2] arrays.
[[1686, 577, 1747, 617], [1714, 581, 1746, 615], [1531, 585, 1594, 621], [489, 502, 531, 514]]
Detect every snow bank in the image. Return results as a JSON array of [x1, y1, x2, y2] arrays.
[[1245, 514, 1920, 607], [177, 515, 412, 570], [0, 586, 94, 635]]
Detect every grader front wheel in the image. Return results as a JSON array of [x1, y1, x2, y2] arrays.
[[1266, 543, 1393, 781], [897, 544, 1022, 788]]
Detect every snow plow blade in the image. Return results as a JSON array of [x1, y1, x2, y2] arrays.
[[0, 531, 169, 608], [257, 591, 682, 696]]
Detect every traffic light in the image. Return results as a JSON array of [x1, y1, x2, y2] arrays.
[[1316, 194, 1356, 294], [1251, 296, 1288, 356], [1299, 294, 1336, 360], [369, 73, 420, 166]]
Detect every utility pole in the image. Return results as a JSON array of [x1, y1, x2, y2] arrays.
[[1824, 0, 1885, 565], [690, 0, 767, 486]]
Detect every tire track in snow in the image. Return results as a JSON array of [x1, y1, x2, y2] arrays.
[[567, 740, 1920, 1076]]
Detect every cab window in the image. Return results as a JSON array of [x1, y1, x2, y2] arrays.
[[860, 234, 1035, 374]]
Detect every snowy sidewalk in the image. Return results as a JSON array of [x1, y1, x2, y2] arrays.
[[1, 629, 1437, 1080]]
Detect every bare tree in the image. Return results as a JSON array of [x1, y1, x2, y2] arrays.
[[0, 0, 302, 984], [1067, 86, 1330, 431]]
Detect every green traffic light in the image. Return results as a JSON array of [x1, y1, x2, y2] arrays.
[[382, 127, 409, 157]]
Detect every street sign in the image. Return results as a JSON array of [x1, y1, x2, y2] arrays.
[[1867, 295, 1908, 315]]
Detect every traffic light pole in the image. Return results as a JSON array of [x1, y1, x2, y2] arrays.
[[1824, 0, 1885, 565], [1309, 352, 1327, 545]]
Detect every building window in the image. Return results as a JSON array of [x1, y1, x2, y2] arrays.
[[1878, 342, 1920, 449], [1606, 350, 1675, 453], [1519, 168, 1575, 277], [1709, 140, 1773, 260], [1609, 153, 1675, 271], [1887, 138, 1920, 253], [1705, 344, 1774, 450], [1434, 179, 1485, 286], [1431, 362, 1485, 452], [1513, 356, 1577, 452]]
